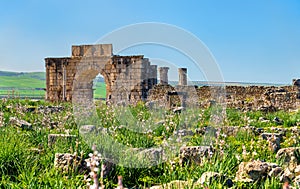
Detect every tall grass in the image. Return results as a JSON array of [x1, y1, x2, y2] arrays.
[[0, 99, 299, 188]]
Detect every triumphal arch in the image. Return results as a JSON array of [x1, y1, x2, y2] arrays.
[[45, 44, 158, 104]]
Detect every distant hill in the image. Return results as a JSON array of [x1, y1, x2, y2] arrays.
[[0, 71, 45, 80], [0, 71, 46, 88]]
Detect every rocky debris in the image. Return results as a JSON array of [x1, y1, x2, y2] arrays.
[[155, 120, 165, 126], [268, 167, 283, 177], [195, 126, 263, 137], [26, 106, 37, 113], [221, 126, 241, 136], [273, 117, 283, 125], [220, 126, 262, 137], [258, 105, 277, 113], [195, 126, 217, 136], [5, 105, 13, 112], [261, 133, 282, 152], [38, 106, 64, 114], [9, 117, 32, 129], [261, 132, 283, 140], [259, 117, 270, 123], [197, 171, 233, 188], [235, 160, 280, 182], [79, 125, 96, 134], [173, 106, 184, 114], [289, 126, 300, 134], [279, 158, 300, 182], [295, 165, 300, 177], [54, 153, 88, 173], [294, 175, 300, 187], [179, 146, 213, 165], [276, 147, 300, 165], [127, 148, 163, 166], [150, 180, 192, 189], [48, 134, 76, 146], [280, 168, 295, 182], [248, 126, 264, 135], [197, 172, 221, 185], [270, 127, 287, 136]]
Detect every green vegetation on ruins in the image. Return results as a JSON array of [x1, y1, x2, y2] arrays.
[[0, 99, 300, 188]]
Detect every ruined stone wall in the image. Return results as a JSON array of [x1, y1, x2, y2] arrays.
[[45, 57, 75, 102], [148, 85, 299, 111], [45, 44, 157, 104], [108, 56, 157, 104]]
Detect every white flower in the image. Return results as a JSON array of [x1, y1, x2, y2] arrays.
[[87, 162, 91, 167]]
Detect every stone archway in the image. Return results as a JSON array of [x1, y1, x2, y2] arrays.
[[45, 44, 158, 104], [72, 56, 111, 105]]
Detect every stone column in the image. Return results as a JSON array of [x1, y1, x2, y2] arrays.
[[150, 65, 158, 86], [158, 67, 169, 85], [178, 68, 187, 86]]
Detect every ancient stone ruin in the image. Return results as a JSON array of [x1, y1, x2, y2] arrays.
[[45, 43, 300, 111], [45, 44, 155, 104]]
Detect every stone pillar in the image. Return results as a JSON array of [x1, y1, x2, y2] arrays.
[[158, 67, 169, 85], [150, 65, 158, 86], [178, 68, 187, 86]]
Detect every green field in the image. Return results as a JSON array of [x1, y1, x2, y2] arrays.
[[0, 72, 45, 88], [93, 81, 106, 98], [0, 71, 106, 98]]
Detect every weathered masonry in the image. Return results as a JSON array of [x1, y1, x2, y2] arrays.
[[45, 44, 158, 104]]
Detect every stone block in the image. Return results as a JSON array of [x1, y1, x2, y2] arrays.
[[179, 146, 213, 165], [72, 46, 81, 57], [48, 134, 77, 146]]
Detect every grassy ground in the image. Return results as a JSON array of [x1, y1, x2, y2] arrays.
[[93, 82, 106, 98], [0, 76, 45, 88], [0, 71, 107, 98], [0, 73, 46, 98], [0, 99, 299, 188]]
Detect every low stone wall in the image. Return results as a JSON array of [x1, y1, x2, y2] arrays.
[[148, 85, 299, 111]]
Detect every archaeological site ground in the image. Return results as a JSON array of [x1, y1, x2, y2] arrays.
[[1, 44, 300, 188]]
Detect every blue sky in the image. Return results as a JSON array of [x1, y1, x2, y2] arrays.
[[0, 0, 299, 84]]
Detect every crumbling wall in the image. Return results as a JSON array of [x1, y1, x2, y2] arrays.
[[45, 44, 158, 104], [148, 85, 299, 111]]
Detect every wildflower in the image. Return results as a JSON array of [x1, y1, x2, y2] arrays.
[[242, 145, 248, 159], [115, 176, 124, 189], [282, 182, 290, 189]]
